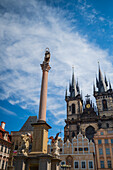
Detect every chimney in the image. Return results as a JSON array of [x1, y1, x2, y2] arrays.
[[1, 121, 6, 129]]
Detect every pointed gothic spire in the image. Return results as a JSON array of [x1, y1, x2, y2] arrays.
[[65, 86, 67, 98], [72, 66, 75, 88], [69, 67, 78, 97], [97, 62, 107, 93], [105, 74, 108, 87], [76, 78, 80, 94], [96, 76, 99, 88], [109, 80, 112, 89]]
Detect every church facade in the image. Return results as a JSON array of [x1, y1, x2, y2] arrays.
[[64, 65, 113, 142]]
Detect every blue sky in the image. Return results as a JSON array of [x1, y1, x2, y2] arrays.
[[0, 0, 113, 138]]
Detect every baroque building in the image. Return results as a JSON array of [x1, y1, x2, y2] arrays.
[[48, 132, 96, 170], [0, 121, 12, 170], [94, 128, 113, 169], [64, 66, 113, 142]]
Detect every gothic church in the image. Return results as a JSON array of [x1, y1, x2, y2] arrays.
[[64, 65, 113, 142]]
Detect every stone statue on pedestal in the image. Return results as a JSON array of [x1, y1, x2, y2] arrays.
[[18, 133, 31, 156], [49, 132, 61, 158]]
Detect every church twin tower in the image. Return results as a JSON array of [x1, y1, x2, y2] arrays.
[[64, 65, 113, 142]]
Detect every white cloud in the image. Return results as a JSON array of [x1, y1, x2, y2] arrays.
[[0, 0, 113, 126], [0, 106, 17, 116]]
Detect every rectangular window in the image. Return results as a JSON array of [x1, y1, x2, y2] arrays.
[[101, 132, 104, 135], [111, 139, 113, 144], [106, 148, 110, 155], [98, 140, 102, 144], [84, 148, 88, 151], [5, 147, 7, 153], [99, 148, 103, 155], [105, 139, 108, 144], [75, 161, 79, 169], [60, 148, 62, 152], [81, 161, 86, 169], [79, 148, 83, 151], [75, 148, 77, 151], [5, 161, 8, 170], [100, 161, 104, 168], [107, 160, 112, 168], [1, 145, 3, 152], [89, 161, 93, 169], [2, 160, 4, 169]]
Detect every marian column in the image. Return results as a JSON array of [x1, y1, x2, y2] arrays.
[[38, 49, 51, 121], [31, 49, 51, 154]]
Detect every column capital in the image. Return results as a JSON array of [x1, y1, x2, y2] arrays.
[[40, 62, 51, 72]]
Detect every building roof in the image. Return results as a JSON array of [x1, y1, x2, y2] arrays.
[[0, 125, 11, 144], [19, 116, 37, 132]]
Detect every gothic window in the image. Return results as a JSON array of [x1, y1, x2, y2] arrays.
[[66, 155, 73, 168], [78, 101, 80, 112], [102, 99, 108, 111], [106, 123, 109, 128], [72, 131, 75, 138], [72, 104, 75, 114], [85, 126, 95, 140]]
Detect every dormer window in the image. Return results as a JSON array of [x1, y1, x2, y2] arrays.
[[102, 99, 108, 111]]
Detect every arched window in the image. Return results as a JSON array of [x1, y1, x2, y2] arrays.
[[85, 126, 95, 140], [66, 155, 73, 168], [72, 104, 75, 114], [102, 99, 108, 111]]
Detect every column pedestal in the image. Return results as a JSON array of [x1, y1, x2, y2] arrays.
[[30, 120, 51, 154]]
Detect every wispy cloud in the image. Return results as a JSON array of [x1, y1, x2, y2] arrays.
[[0, 0, 113, 126], [0, 106, 17, 116]]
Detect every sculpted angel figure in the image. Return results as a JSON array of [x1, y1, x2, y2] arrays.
[[49, 132, 61, 158], [19, 133, 31, 156]]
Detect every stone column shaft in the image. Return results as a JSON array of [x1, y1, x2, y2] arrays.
[[39, 70, 48, 121]]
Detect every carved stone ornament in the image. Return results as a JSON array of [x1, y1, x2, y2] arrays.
[[51, 140, 60, 158], [18, 133, 31, 156], [40, 63, 51, 72]]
